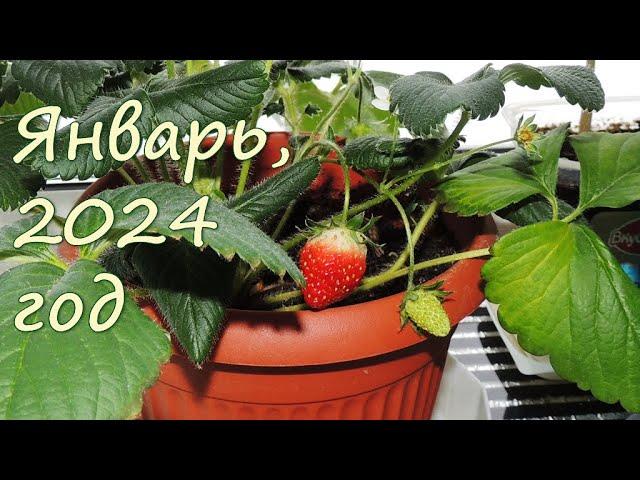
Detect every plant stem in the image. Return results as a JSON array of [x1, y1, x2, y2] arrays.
[[389, 200, 439, 272], [578, 60, 596, 133], [358, 248, 491, 292], [158, 155, 172, 182], [386, 137, 512, 188], [117, 167, 137, 185], [281, 111, 470, 252], [272, 201, 296, 241], [234, 61, 274, 197], [166, 60, 176, 79], [384, 189, 415, 287], [131, 157, 151, 183], [258, 247, 491, 308], [562, 207, 584, 223]]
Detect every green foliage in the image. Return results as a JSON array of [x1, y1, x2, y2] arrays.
[[343, 135, 440, 171], [0, 259, 170, 419], [72, 183, 303, 283], [437, 125, 567, 216], [285, 60, 351, 81], [483, 221, 640, 411], [499, 63, 605, 112], [390, 65, 505, 137], [498, 196, 581, 226], [11, 60, 122, 116], [226, 157, 320, 223], [0, 118, 46, 211], [18, 60, 269, 180], [571, 131, 640, 212], [130, 239, 232, 365]]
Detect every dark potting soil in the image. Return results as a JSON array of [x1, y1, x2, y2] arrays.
[[539, 120, 640, 162], [253, 186, 458, 309]]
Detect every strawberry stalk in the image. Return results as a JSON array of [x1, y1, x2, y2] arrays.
[[257, 247, 491, 309]]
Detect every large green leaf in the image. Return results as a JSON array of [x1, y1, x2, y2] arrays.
[[11, 60, 122, 116], [0, 259, 170, 419], [499, 64, 605, 112], [389, 65, 505, 137], [73, 183, 303, 283], [437, 149, 544, 216], [437, 126, 567, 216], [0, 118, 46, 210], [286, 60, 351, 81], [289, 82, 397, 138], [0, 215, 54, 262], [130, 239, 232, 365], [29, 89, 156, 180], [529, 124, 567, 195], [365, 70, 402, 89], [226, 157, 320, 223], [21, 60, 269, 180], [0, 92, 44, 116], [145, 60, 269, 134], [343, 135, 440, 171], [571, 131, 640, 212], [483, 221, 640, 411]]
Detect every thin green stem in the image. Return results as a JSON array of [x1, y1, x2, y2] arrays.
[[271, 201, 296, 241], [562, 207, 584, 223], [549, 196, 559, 221], [166, 60, 176, 79], [389, 200, 439, 273], [158, 156, 172, 182], [117, 167, 137, 185], [234, 61, 273, 197], [341, 162, 351, 225], [258, 247, 492, 308], [384, 189, 415, 287], [235, 161, 252, 196], [358, 248, 491, 292], [131, 157, 151, 182]]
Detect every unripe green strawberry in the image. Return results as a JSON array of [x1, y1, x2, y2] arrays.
[[401, 288, 451, 337]]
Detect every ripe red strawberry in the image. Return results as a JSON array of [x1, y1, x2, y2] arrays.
[[299, 227, 367, 310]]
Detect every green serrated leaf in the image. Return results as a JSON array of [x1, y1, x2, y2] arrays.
[[21, 60, 269, 180], [343, 135, 438, 171], [0, 91, 44, 116], [130, 239, 232, 365], [390, 65, 505, 137], [286, 60, 351, 81], [146, 59, 268, 134], [483, 221, 640, 412], [11, 60, 122, 117], [122, 60, 158, 73], [364, 70, 402, 89], [0, 259, 170, 419], [72, 183, 303, 284], [29, 89, 155, 180], [437, 125, 567, 216], [499, 64, 605, 112], [529, 123, 567, 196], [437, 149, 544, 216], [0, 215, 53, 262], [226, 157, 320, 223], [571, 131, 640, 212], [0, 118, 46, 210]]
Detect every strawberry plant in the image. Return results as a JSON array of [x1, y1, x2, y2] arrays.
[[0, 59, 638, 419]]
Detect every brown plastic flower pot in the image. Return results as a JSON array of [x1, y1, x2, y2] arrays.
[[76, 132, 496, 420]]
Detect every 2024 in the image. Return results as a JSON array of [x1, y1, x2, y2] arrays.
[[13, 194, 217, 333]]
